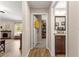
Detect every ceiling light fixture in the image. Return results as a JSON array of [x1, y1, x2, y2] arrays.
[[0, 10, 5, 13], [0, 5, 9, 14]]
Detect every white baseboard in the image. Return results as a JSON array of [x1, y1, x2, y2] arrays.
[[26, 49, 30, 57], [46, 47, 55, 57], [21, 48, 31, 57], [46, 48, 52, 57]]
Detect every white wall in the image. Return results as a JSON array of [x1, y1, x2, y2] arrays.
[[48, 2, 55, 56], [48, 3, 51, 55], [31, 8, 48, 13], [22, 2, 31, 56], [68, 1, 79, 57], [0, 20, 15, 38]]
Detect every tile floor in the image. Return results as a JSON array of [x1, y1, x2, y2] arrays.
[[0, 39, 21, 57], [35, 39, 46, 48]]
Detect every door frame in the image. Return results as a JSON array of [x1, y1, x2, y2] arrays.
[[31, 13, 48, 49]]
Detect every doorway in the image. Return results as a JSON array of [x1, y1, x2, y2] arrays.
[[32, 13, 48, 48]]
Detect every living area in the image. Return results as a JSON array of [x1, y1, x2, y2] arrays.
[[0, 1, 22, 57]]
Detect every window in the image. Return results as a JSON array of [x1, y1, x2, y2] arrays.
[[14, 23, 23, 36]]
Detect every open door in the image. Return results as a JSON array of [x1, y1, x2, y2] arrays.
[[32, 14, 47, 48]]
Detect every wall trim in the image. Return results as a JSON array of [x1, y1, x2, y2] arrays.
[[25, 49, 30, 57]]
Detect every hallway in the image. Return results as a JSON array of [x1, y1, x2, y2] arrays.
[[23, 1, 67, 57]]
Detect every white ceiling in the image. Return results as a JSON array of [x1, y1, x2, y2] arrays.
[[0, 1, 52, 21], [0, 1, 22, 21], [0, 1, 67, 21], [55, 1, 67, 9], [28, 1, 52, 8], [54, 1, 67, 16]]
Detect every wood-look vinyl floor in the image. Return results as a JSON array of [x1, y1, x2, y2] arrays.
[[28, 48, 51, 57]]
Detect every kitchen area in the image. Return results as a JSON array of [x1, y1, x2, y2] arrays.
[[0, 1, 23, 57], [0, 21, 14, 54], [0, 20, 22, 57]]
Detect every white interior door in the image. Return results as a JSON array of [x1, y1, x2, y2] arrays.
[[33, 16, 38, 47], [31, 13, 48, 48]]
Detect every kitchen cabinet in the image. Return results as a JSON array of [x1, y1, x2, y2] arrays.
[[55, 35, 65, 55]]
